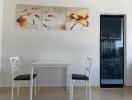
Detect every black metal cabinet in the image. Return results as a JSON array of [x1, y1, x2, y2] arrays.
[[100, 15, 124, 87]]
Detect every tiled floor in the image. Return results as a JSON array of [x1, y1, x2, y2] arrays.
[[0, 87, 132, 100]]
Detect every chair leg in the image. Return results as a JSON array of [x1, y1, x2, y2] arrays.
[[71, 80, 74, 100], [34, 78, 37, 95], [11, 81, 14, 100], [38, 86, 40, 92], [85, 81, 88, 96], [17, 82, 20, 95], [88, 80, 91, 100], [70, 79, 73, 100], [37, 68, 40, 91]]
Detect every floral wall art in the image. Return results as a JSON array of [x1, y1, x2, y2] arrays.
[[42, 7, 65, 31], [16, 4, 42, 29], [16, 4, 89, 31], [66, 8, 89, 31]]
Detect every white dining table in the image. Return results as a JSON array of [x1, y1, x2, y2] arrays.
[[30, 60, 72, 100]]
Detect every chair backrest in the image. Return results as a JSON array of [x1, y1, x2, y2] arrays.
[[85, 57, 92, 78], [10, 56, 20, 79]]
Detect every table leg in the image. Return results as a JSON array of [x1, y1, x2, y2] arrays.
[[69, 66, 73, 100], [30, 67, 34, 100], [37, 68, 40, 91], [66, 67, 69, 91]]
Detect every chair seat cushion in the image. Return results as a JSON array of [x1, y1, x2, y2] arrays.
[[72, 74, 89, 80], [14, 74, 37, 80]]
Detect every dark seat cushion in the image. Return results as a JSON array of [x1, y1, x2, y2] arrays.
[[14, 74, 37, 80], [72, 74, 89, 80]]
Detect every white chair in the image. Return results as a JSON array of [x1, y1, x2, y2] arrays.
[[71, 57, 92, 100], [10, 56, 37, 100]]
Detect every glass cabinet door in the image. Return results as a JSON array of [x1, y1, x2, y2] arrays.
[[100, 15, 124, 87]]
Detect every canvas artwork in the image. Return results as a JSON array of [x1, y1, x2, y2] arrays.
[[42, 7, 65, 31], [66, 8, 89, 31], [16, 4, 42, 29], [16, 4, 89, 31]]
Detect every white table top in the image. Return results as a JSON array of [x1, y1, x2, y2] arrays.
[[32, 60, 71, 67]]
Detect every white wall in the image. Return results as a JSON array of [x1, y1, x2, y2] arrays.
[[125, 1, 132, 86], [0, 0, 3, 70], [1, 0, 132, 87], [0, 0, 4, 87]]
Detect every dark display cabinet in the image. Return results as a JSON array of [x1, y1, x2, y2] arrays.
[[100, 15, 124, 87]]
